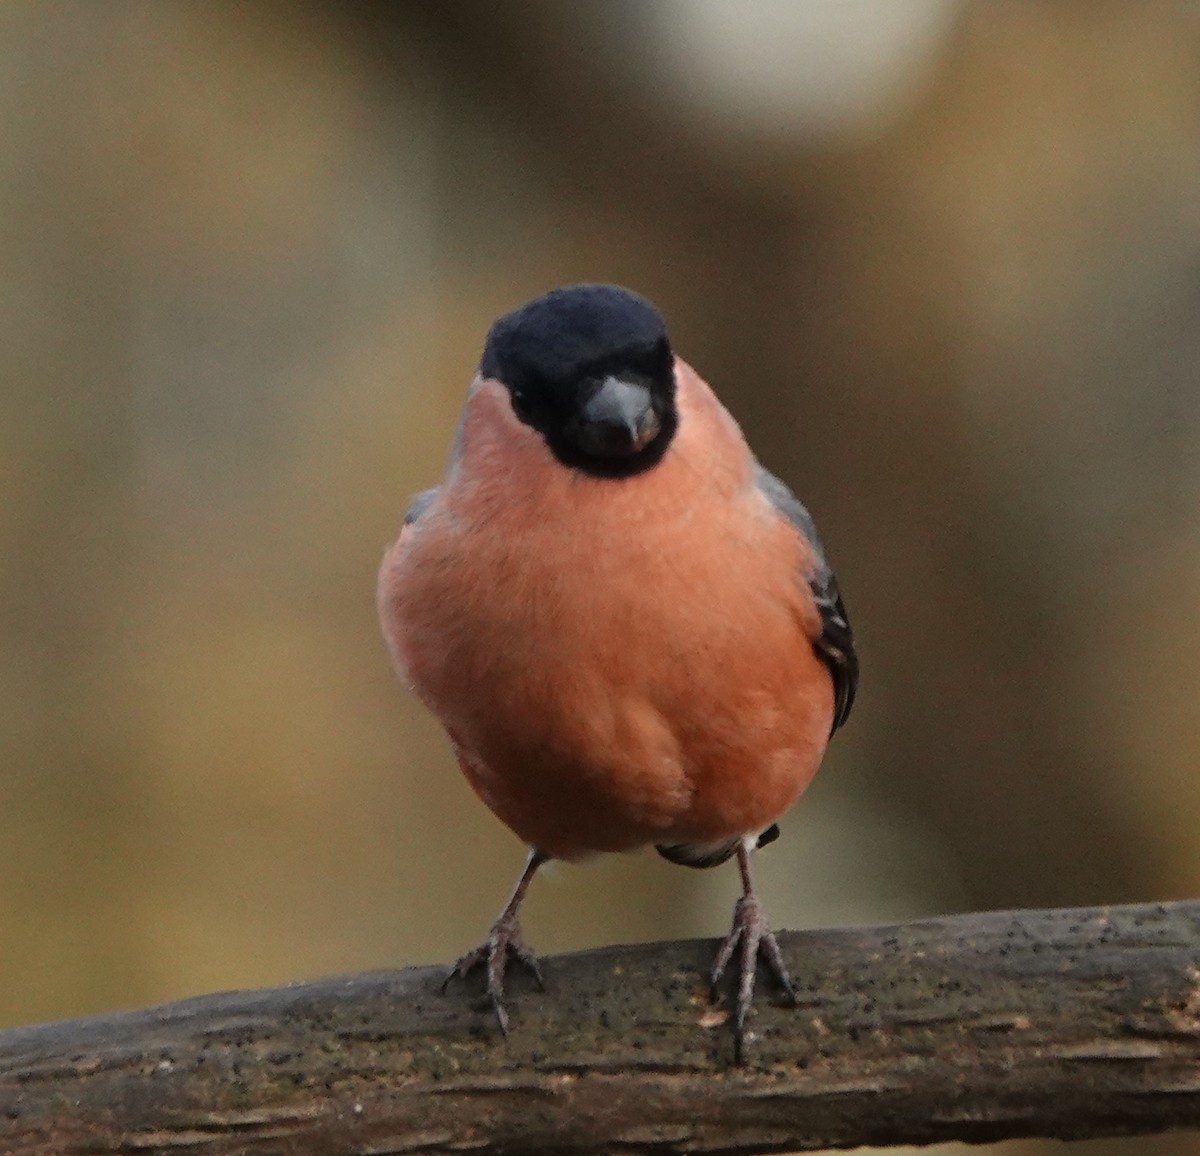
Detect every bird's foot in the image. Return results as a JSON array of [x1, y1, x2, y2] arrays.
[[710, 892, 797, 1063], [442, 913, 544, 1034]]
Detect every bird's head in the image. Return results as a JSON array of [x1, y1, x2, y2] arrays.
[[478, 284, 678, 478]]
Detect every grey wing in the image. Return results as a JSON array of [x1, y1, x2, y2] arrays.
[[403, 487, 438, 529], [755, 464, 858, 733]]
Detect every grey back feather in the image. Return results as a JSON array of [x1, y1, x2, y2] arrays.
[[403, 488, 438, 528]]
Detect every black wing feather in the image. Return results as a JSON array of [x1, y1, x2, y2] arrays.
[[754, 465, 858, 733]]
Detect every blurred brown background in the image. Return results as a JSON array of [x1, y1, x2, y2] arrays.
[[2, 2, 1199, 1152]]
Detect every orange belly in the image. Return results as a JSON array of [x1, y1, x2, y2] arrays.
[[378, 368, 835, 860], [384, 492, 832, 859], [450, 644, 832, 861]]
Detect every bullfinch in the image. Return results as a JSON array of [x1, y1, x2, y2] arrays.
[[378, 284, 857, 1061]]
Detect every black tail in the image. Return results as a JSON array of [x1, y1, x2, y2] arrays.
[[655, 824, 780, 869]]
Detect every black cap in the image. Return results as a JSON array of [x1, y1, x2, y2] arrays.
[[478, 284, 678, 478]]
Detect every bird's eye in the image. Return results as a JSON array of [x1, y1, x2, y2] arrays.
[[509, 390, 533, 422]]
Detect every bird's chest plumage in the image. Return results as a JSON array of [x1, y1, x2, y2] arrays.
[[379, 394, 834, 859]]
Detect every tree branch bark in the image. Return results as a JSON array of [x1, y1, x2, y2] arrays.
[[4, 899, 1200, 1154]]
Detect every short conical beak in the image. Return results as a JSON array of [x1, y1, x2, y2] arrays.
[[575, 377, 659, 457]]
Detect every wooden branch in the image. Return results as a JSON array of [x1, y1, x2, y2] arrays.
[[3, 900, 1200, 1154]]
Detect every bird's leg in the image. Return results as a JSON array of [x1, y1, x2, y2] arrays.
[[710, 837, 797, 1063], [442, 847, 547, 1033]]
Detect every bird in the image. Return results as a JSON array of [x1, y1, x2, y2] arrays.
[[377, 283, 857, 1062]]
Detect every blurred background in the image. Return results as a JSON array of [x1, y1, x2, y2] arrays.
[[2, 1, 1199, 1152]]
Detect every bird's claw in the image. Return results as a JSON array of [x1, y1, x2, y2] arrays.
[[710, 893, 795, 1063], [443, 915, 543, 1034]]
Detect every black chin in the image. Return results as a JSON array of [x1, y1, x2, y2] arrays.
[[546, 409, 677, 479]]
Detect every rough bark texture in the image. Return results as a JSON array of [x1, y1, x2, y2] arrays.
[[3, 900, 1200, 1154]]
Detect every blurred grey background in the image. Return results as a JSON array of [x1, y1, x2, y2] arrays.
[[2, 2, 1199, 1153]]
